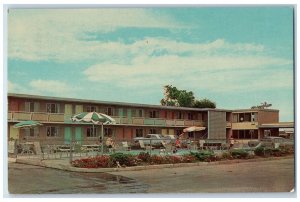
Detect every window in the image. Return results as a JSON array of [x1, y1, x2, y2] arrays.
[[264, 130, 271, 137], [188, 132, 194, 138], [149, 110, 159, 118], [46, 127, 59, 137], [136, 129, 144, 137], [232, 130, 239, 139], [233, 114, 238, 123], [138, 109, 143, 117], [25, 128, 38, 138], [232, 130, 258, 139], [198, 113, 203, 121], [86, 106, 96, 112], [249, 130, 258, 139], [239, 114, 244, 122], [175, 129, 182, 136], [226, 113, 231, 122], [188, 113, 193, 120], [244, 113, 251, 122], [25, 102, 35, 112], [46, 103, 59, 113], [149, 129, 157, 134], [87, 127, 97, 137], [106, 107, 113, 116], [176, 111, 183, 119], [104, 128, 113, 136], [251, 113, 257, 122]]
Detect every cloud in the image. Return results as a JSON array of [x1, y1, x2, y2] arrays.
[[8, 8, 266, 63], [8, 9, 183, 62], [29, 80, 73, 94], [8, 80, 24, 92], [83, 52, 292, 90]]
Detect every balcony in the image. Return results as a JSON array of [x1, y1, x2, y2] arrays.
[[132, 117, 144, 125], [11, 111, 32, 121], [8, 111, 207, 127], [226, 122, 232, 128], [231, 122, 258, 130], [32, 112, 49, 121], [9, 111, 64, 123], [49, 113, 65, 122]]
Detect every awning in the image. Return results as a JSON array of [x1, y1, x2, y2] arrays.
[[259, 122, 294, 129], [183, 126, 206, 133]]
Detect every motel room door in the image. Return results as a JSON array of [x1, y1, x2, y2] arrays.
[[127, 109, 132, 119], [75, 127, 82, 145], [64, 127, 71, 144], [9, 125, 20, 140]]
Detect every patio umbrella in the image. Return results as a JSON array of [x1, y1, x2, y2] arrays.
[[13, 120, 43, 141], [183, 126, 206, 133], [183, 126, 206, 146], [71, 112, 116, 154], [13, 120, 43, 129]]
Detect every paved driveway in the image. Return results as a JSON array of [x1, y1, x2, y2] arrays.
[[7, 157, 294, 194], [109, 157, 295, 193]]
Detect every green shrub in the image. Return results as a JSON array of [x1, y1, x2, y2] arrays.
[[221, 151, 233, 159], [182, 154, 198, 163], [109, 152, 137, 167], [254, 146, 290, 157], [137, 152, 151, 162], [150, 155, 166, 164], [230, 149, 249, 159], [248, 140, 260, 147], [190, 151, 215, 162], [72, 155, 110, 168], [165, 155, 183, 164], [254, 146, 265, 156], [280, 147, 294, 155]]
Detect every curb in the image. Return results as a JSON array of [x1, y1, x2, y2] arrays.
[[15, 155, 294, 173]]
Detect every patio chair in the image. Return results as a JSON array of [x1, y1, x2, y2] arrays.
[[162, 142, 174, 155], [139, 140, 154, 151], [74, 144, 83, 153], [190, 141, 198, 151], [121, 141, 131, 151], [20, 144, 34, 155], [198, 140, 205, 150]]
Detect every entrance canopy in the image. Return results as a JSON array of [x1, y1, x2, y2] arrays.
[[259, 122, 294, 129]]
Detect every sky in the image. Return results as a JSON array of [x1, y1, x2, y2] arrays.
[[7, 7, 294, 121]]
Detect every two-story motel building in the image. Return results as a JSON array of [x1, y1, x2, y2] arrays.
[[7, 93, 283, 145]]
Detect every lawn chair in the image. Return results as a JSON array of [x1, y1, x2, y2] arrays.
[[164, 143, 174, 154], [139, 140, 154, 151], [160, 141, 174, 155], [121, 141, 131, 151], [198, 140, 205, 150]]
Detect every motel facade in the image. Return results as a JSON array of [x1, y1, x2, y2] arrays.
[[7, 93, 289, 146]]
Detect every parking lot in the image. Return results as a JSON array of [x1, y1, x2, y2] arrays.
[[8, 157, 294, 194]]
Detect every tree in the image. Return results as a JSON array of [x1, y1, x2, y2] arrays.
[[161, 85, 195, 107], [160, 85, 216, 108], [193, 99, 216, 108]]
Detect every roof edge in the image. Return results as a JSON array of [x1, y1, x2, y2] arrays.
[[8, 93, 232, 112]]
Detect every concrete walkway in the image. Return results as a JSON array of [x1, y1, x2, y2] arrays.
[[11, 155, 295, 173]]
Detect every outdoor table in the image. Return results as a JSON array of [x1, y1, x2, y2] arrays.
[[20, 142, 34, 154], [81, 145, 100, 152]]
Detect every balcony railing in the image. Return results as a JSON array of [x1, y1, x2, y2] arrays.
[[8, 111, 207, 127], [226, 122, 232, 128], [11, 111, 32, 120], [231, 122, 258, 130]]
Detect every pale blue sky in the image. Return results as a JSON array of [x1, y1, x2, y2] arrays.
[[7, 7, 294, 121]]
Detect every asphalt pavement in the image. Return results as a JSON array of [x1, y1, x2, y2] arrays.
[[7, 157, 294, 194]]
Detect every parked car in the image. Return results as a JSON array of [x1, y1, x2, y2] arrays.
[[164, 135, 176, 144], [133, 134, 165, 146], [260, 136, 294, 148]]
